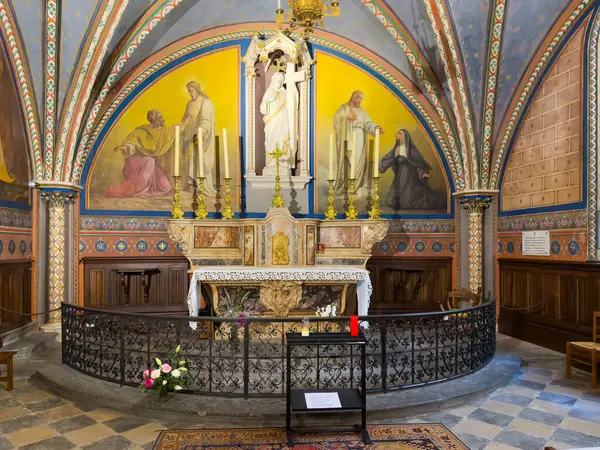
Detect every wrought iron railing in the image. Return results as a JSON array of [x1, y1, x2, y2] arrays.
[[61, 300, 496, 397]]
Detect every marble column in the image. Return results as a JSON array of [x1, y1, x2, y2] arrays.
[[458, 196, 492, 294], [40, 189, 76, 323]]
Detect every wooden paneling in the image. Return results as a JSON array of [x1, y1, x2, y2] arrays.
[[82, 257, 189, 313], [366, 257, 453, 313], [0, 259, 32, 333], [499, 259, 600, 353]]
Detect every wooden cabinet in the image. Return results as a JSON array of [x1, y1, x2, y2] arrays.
[[82, 257, 189, 313], [0, 259, 32, 334], [366, 257, 453, 313], [499, 259, 600, 353]]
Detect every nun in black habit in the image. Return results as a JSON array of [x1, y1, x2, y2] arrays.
[[378, 130, 447, 211]]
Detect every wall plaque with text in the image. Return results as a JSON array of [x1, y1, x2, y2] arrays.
[[522, 230, 550, 256]]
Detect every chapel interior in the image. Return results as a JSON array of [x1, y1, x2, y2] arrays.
[[0, 1, 599, 449]]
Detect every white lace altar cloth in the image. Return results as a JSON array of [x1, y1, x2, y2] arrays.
[[187, 268, 372, 329]]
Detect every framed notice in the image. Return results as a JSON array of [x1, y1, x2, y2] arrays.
[[522, 231, 550, 256]]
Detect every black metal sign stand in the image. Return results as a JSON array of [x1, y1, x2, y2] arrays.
[[285, 332, 370, 447]]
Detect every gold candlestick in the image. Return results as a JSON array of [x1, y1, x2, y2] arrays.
[[368, 176, 381, 219], [345, 178, 358, 219], [195, 177, 208, 219], [222, 177, 234, 220], [269, 142, 287, 208], [171, 175, 184, 219], [325, 179, 337, 220]]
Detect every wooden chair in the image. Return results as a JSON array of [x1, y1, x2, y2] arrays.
[[441, 288, 481, 311], [0, 351, 16, 391], [566, 312, 600, 389]]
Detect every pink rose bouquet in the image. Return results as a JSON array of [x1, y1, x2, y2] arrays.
[[139, 344, 189, 398]]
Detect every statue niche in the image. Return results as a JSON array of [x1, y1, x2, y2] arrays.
[[243, 32, 313, 190]]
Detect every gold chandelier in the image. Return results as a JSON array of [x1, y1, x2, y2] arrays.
[[276, 0, 340, 35]]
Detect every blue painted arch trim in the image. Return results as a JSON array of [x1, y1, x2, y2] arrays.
[[497, 6, 594, 218], [81, 37, 455, 220]]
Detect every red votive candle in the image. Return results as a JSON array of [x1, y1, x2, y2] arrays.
[[350, 315, 359, 336]]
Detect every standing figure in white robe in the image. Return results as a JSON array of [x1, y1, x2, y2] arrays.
[[260, 72, 296, 174], [180, 81, 217, 196], [333, 90, 382, 196]]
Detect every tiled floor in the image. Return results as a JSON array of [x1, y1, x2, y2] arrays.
[[0, 334, 598, 449]]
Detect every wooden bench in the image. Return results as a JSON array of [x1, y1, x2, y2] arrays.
[[0, 351, 16, 391]]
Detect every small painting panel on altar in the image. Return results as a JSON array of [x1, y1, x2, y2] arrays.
[[319, 226, 361, 248], [194, 226, 240, 249], [314, 51, 450, 216], [306, 225, 316, 265], [244, 226, 255, 266]]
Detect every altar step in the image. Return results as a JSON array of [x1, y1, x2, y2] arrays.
[[1, 329, 58, 359], [31, 355, 520, 424]]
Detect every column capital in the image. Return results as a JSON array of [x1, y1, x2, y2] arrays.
[[40, 189, 77, 207], [458, 196, 493, 214]]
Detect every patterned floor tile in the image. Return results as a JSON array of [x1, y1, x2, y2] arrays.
[[120, 423, 166, 445], [469, 409, 515, 428], [551, 427, 600, 447], [559, 416, 600, 438], [454, 433, 491, 450], [0, 414, 42, 434], [420, 413, 462, 429], [0, 407, 28, 422], [537, 391, 578, 406], [0, 437, 12, 450], [510, 378, 547, 391], [39, 404, 85, 423], [505, 418, 555, 439], [25, 397, 65, 412], [491, 393, 533, 407], [517, 407, 564, 427], [568, 404, 600, 424], [484, 442, 522, 450], [81, 435, 132, 450], [544, 384, 583, 399], [453, 419, 503, 440], [503, 385, 539, 399], [6, 424, 57, 448], [493, 430, 548, 450], [85, 409, 123, 423], [449, 405, 478, 417], [19, 436, 76, 450], [51, 415, 98, 434], [542, 440, 571, 450], [480, 400, 524, 417], [527, 398, 572, 416], [103, 416, 151, 434], [64, 423, 116, 447]]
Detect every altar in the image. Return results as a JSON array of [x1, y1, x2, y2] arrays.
[[168, 206, 387, 320]]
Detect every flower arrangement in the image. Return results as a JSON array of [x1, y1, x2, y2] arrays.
[[315, 303, 337, 317], [140, 345, 189, 398]]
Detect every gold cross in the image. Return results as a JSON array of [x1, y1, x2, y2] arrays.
[[268, 141, 287, 170]]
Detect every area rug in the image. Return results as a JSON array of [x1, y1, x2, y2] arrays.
[[152, 424, 468, 450]]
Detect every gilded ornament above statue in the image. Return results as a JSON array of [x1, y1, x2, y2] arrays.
[[276, 0, 341, 35]]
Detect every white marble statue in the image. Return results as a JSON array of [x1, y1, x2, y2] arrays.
[[260, 72, 298, 175]]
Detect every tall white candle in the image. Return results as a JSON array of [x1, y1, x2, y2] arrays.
[[223, 128, 230, 178], [278, 0, 281, 9], [374, 127, 380, 176], [197, 127, 204, 178], [174, 125, 180, 176], [328, 134, 334, 180], [350, 130, 356, 179]]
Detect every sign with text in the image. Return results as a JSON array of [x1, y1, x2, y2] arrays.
[[522, 231, 550, 256]]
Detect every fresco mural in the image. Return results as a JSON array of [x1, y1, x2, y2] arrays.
[[315, 51, 449, 215], [0, 42, 30, 205], [87, 47, 240, 212]]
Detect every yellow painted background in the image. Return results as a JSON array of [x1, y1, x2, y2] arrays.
[[314, 51, 448, 214], [88, 47, 240, 211]]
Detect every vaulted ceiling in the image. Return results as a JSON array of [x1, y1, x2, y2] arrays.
[[1, 0, 594, 188]]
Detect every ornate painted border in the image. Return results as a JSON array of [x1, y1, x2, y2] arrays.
[[498, 210, 587, 232], [435, 0, 479, 188], [480, 0, 507, 189], [587, 7, 600, 260], [43, 0, 59, 181], [74, 27, 459, 193], [0, 1, 42, 180], [361, 0, 465, 190], [69, 0, 183, 183], [490, 0, 592, 189], [54, 0, 127, 180], [423, 0, 471, 190]]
